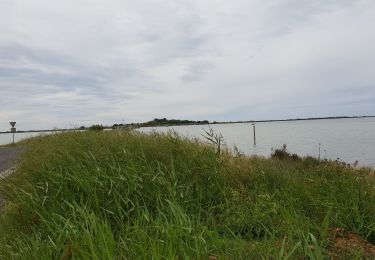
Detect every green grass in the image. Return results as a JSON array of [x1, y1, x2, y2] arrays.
[[0, 130, 374, 259]]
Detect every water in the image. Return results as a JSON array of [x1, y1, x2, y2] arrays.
[[0, 131, 56, 145], [139, 117, 375, 168], [1, 118, 374, 167]]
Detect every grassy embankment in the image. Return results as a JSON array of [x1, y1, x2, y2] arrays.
[[0, 130, 374, 259]]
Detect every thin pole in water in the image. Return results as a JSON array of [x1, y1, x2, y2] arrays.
[[252, 123, 256, 146], [318, 143, 321, 160]]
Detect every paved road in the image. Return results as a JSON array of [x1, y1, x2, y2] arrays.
[[0, 146, 24, 210], [0, 146, 24, 173]]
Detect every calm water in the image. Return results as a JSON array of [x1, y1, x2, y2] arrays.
[[0, 131, 57, 145], [139, 118, 375, 167], [1, 118, 374, 167]]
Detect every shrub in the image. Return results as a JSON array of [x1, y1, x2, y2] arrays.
[[271, 144, 301, 160]]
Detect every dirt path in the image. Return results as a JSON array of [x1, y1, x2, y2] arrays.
[[0, 146, 25, 210]]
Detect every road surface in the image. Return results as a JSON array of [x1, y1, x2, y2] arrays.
[[0, 146, 24, 210]]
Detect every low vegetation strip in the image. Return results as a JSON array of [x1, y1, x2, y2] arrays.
[[0, 131, 374, 259]]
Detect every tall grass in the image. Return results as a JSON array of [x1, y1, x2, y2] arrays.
[[0, 130, 374, 259]]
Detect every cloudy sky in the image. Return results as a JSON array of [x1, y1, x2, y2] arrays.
[[1, 0, 375, 130]]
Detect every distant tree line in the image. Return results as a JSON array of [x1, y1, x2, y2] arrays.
[[139, 118, 210, 127], [112, 118, 210, 129], [88, 124, 104, 131]]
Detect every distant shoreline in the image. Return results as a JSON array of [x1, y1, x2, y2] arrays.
[[214, 115, 375, 124], [1, 115, 374, 134], [138, 115, 375, 128]]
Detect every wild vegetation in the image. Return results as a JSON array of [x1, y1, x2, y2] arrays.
[[0, 130, 374, 259]]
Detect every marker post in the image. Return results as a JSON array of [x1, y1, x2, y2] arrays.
[[252, 123, 256, 146], [10, 122, 16, 144]]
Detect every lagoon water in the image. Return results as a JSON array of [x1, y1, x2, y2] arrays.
[[0, 131, 56, 146], [139, 117, 375, 168], [1, 118, 374, 167]]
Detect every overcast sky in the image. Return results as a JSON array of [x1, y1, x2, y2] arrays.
[[1, 0, 375, 130]]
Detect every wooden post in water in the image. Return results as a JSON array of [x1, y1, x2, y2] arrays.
[[318, 143, 321, 161], [252, 123, 256, 146]]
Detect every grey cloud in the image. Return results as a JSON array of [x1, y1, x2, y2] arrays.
[[0, 0, 374, 129], [181, 62, 214, 82], [0, 43, 164, 100]]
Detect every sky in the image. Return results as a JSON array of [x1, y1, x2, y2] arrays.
[[1, 0, 375, 130]]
